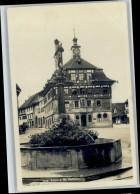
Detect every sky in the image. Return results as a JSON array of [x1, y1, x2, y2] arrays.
[[7, 1, 132, 106]]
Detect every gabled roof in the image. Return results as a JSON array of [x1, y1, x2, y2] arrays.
[[19, 90, 43, 110], [63, 58, 102, 70], [63, 57, 115, 84], [112, 103, 126, 117]]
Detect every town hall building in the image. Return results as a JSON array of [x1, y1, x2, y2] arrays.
[[18, 36, 116, 128]]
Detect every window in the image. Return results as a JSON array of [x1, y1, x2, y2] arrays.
[[76, 115, 79, 124], [77, 60, 81, 65], [43, 117, 45, 124], [64, 88, 69, 94], [71, 74, 76, 81], [87, 100, 91, 107], [75, 101, 79, 108], [96, 89, 100, 94], [72, 89, 77, 95], [71, 70, 75, 73], [68, 74, 71, 80], [88, 115, 92, 122], [87, 73, 91, 80], [65, 101, 69, 109], [103, 113, 108, 121], [22, 115, 27, 120], [103, 89, 108, 94], [80, 88, 85, 95], [56, 88, 58, 95], [80, 99, 85, 107], [87, 88, 93, 95], [97, 100, 101, 106], [97, 114, 102, 122], [79, 73, 84, 80], [76, 115, 79, 120]]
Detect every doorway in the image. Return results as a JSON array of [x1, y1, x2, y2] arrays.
[[81, 114, 87, 127]]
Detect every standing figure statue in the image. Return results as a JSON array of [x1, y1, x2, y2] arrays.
[[54, 39, 64, 70]]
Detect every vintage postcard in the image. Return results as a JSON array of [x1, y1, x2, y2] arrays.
[[2, 0, 139, 192]]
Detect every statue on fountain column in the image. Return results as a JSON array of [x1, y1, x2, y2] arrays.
[[54, 39, 64, 70]]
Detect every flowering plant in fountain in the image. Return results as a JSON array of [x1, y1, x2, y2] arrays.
[[29, 117, 99, 147]]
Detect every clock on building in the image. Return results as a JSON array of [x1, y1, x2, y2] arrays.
[[73, 48, 80, 55]]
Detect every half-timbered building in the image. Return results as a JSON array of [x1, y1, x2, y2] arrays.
[[19, 36, 116, 128]]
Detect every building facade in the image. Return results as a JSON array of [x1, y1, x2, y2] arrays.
[[112, 100, 129, 124], [18, 37, 116, 128]]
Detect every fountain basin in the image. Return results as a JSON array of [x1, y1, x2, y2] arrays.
[[20, 138, 122, 170]]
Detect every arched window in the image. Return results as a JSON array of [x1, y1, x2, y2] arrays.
[[103, 113, 108, 121], [97, 114, 102, 122]]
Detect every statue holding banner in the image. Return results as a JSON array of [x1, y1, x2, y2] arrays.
[[54, 39, 64, 70]]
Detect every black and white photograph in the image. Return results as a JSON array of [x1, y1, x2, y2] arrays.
[[1, 0, 139, 192]]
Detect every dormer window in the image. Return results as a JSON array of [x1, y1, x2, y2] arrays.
[[77, 59, 81, 65]]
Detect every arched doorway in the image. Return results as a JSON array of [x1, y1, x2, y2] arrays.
[[81, 114, 87, 127]]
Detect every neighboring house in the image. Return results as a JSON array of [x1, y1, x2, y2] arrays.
[[18, 91, 43, 127], [112, 101, 129, 124], [18, 36, 116, 128]]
